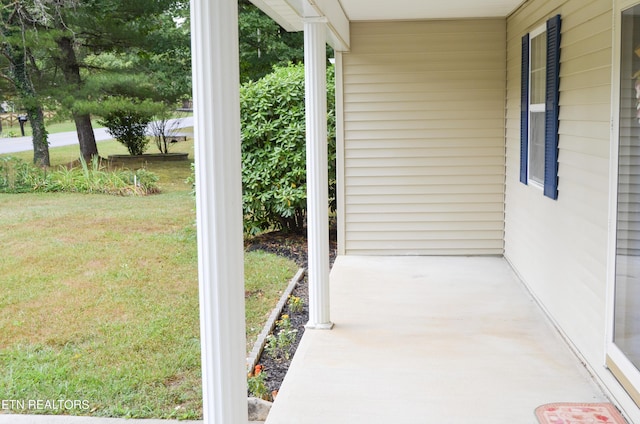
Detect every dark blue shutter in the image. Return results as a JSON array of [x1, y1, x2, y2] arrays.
[[544, 15, 561, 199], [520, 34, 529, 185]]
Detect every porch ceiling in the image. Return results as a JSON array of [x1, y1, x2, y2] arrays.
[[250, 0, 524, 29], [340, 0, 525, 20], [250, 0, 524, 50]]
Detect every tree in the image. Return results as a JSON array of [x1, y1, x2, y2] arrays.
[[10, 52, 49, 167], [238, 0, 304, 83], [140, 5, 192, 105], [55, 35, 98, 161], [2, 0, 189, 161], [240, 63, 336, 234], [0, 2, 50, 166], [128, 2, 192, 155], [78, 37, 188, 156]]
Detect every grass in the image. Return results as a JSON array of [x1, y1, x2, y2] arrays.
[[0, 138, 298, 419]]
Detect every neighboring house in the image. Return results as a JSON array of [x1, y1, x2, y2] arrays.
[[190, 0, 640, 422]]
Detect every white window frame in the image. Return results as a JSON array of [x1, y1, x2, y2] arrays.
[[527, 23, 547, 190]]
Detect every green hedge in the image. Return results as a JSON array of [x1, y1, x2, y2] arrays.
[[240, 63, 336, 234]]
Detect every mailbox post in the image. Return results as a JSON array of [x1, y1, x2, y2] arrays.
[[18, 115, 28, 136]]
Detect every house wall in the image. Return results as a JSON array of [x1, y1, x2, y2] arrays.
[[504, 0, 640, 420], [340, 19, 506, 255], [505, 0, 610, 364]]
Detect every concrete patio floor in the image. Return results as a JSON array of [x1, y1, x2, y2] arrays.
[[265, 256, 609, 424]]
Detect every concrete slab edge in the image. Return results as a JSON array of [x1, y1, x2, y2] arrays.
[[246, 268, 306, 374], [0, 415, 264, 424]]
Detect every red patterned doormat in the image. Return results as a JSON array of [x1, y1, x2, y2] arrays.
[[535, 403, 627, 424]]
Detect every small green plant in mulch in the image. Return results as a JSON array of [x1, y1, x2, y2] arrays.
[[264, 314, 298, 361], [247, 365, 270, 401], [287, 295, 304, 313]]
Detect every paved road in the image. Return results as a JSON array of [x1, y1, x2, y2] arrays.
[[0, 117, 194, 155]]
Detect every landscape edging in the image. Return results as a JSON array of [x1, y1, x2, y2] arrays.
[[246, 267, 306, 373]]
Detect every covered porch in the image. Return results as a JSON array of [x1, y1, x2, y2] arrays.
[[265, 256, 608, 423], [189, 0, 627, 422]]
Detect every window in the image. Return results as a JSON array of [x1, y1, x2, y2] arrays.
[[529, 26, 547, 185], [520, 15, 562, 200]]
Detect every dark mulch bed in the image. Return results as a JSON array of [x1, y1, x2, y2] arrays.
[[244, 228, 337, 398]]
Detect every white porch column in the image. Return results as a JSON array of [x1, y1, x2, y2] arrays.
[[304, 18, 333, 330], [190, 1, 248, 423]]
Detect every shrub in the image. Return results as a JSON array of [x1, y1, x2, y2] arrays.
[[0, 156, 47, 192], [0, 156, 158, 195], [240, 62, 336, 235], [96, 98, 164, 156], [100, 111, 150, 155]]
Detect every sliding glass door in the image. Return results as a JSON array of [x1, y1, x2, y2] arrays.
[[610, 1, 640, 404]]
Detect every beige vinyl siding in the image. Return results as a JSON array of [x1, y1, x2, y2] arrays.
[[341, 19, 507, 255], [504, 0, 611, 384]]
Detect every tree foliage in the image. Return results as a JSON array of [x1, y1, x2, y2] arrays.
[[238, 0, 304, 84], [1, 0, 190, 161], [139, 6, 191, 104], [241, 63, 336, 234]]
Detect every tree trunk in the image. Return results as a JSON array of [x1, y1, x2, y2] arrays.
[[56, 36, 98, 161], [27, 106, 50, 167], [73, 113, 98, 161], [6, 45, 50, 166]]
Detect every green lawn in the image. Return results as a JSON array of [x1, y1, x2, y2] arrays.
[[0, 138, 298, 419]]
